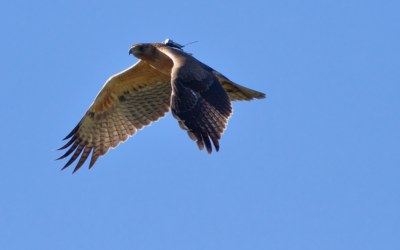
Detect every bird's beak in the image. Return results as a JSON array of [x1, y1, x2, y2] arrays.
[[129, 46, 139, 56]]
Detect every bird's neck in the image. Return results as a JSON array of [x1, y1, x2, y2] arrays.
[[144, 49, 173, 76]]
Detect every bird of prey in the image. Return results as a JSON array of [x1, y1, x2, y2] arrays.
[[56, 39, 265, 173]]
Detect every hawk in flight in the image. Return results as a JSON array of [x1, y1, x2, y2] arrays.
[[56, 39, 265, 173]]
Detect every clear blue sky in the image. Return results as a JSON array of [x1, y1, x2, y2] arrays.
[[0, 0, 399, 249]]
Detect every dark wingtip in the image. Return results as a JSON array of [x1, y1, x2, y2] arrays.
[[55, 141, 79, 161], [56, 135, 77, 151], [210, 136, 219, 153], [196, 140, 204, 151], [55, 153, 70, 161], [256, 93, 266, 99], [56, 145, 68, 151], [60, 165, 69, 171], [59, 145, 84, 172], [63, 123, 80, 141], [88, 159, 96, 170], [89, 152, 100, 170], [71, 147, 93, 174], [204, 136, 212, 155]]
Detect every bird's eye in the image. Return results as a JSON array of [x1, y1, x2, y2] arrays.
[[138, 46, 144, 52]]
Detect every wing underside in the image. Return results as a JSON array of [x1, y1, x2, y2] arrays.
[[57, 61, 172, 173]]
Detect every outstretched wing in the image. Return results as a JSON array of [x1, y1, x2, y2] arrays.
[[157, 45, 233, 154], [57, 60, 171, 173]]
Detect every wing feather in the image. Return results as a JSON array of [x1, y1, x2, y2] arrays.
[[89, 143, 101, 169], [73, 147, 93, 174], [111, 112, 124, 143], [100, 122, 110, 156], [61, 144, 85, 171], [56, 140, 80, 160], [57, 135, 77, 150], [157, 45, 232, 154], [57, 60, 171, 173]]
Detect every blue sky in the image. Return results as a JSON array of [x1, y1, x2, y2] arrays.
[[0, 0, 399, 249]]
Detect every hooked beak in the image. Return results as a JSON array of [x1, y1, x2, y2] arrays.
[[128, 46, 139, 56]]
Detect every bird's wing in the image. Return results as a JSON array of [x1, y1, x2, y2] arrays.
[[157, 46, 233, 154], [214, 72, 266, 101], [57, 60, 171, 173]]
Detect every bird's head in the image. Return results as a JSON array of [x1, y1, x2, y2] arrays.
[[129, 43, 155, 60]]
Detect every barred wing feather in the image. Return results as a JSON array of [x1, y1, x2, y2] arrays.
[[56, 60, 171, 173]]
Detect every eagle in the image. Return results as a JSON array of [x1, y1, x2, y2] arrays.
[[56, 39, 265, 173]]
